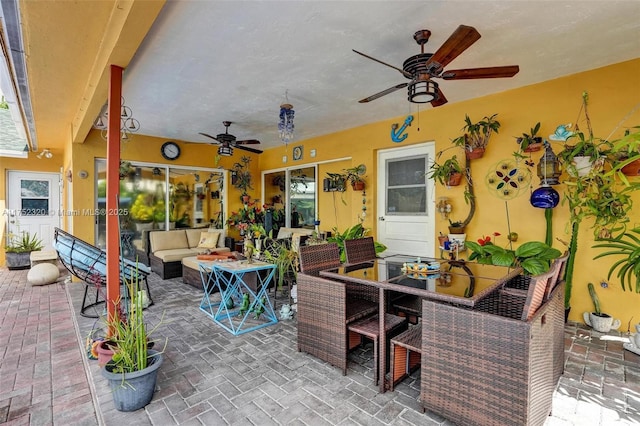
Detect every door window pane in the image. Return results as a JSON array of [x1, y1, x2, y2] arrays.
[[21, 180, 49, 197], [20, 179, 50, 215], [386, 156, 427, 215]]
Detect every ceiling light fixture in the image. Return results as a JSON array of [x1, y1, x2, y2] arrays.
[[36, 148, 53, 159], [407, 75, 439, 103], [218, 145, 233, 156], [278, 91, 295, 144], [93, 96, 140, 141]]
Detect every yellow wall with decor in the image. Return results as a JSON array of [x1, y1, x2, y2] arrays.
[[258, 58, 640, 325]]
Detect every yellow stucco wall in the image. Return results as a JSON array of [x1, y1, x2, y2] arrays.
[[258, 58, 640, 325], [3, 58, 639, 326]]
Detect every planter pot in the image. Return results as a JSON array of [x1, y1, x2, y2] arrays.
[[583, 312, 621, 333], [447, 233, 466, 250], [101, 350, 163, 412], [351, 180, 365, 191], [135, 222, 154, 232], [568, 156, 594, 177], [6, 252, 32, 270], [241, 194, 251, 203], [448, 226, 465, 234], [517, 137, 543, 152], [446, 172, 462, 186], [96, 341, 116, 367], [465, 147, 485, 160], [437, 235, 449, 248], [621, 158, 640, 176]]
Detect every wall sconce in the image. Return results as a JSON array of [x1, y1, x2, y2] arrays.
[[436, 197, 452, 219], [530, 140, 561, 208]]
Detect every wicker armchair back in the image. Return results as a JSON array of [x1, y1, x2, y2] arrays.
[[344, 237, 376, 264], [298, 243, 341, 276]]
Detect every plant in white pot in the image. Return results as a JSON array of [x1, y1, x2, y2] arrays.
[[101, 271, 165, 412], [582, 282, 620, 333]]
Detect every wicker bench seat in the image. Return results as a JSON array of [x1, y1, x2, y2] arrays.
[[390, 324, 422, 390]]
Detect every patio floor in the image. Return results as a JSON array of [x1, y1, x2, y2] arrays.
[[1, 263, 639, 425]]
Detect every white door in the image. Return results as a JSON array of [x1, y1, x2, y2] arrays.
[[377, 143, 435, 258], [7, 171, 61, 250]]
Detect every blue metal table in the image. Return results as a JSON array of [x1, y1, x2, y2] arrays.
[[199, 260, 277, 335]]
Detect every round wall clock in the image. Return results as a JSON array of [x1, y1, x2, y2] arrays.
[[161, 141, 181, 160]]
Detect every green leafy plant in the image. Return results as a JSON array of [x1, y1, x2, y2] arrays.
[[515, 122, 542, 152], [452, 113, 501, 151], [593, 227, 640, 293], [342, 164, 366, 188], [5, 230, 44, 253], [426, 155, 463, 186], [466, 240, 561, 276], [327, 223, 387, 263], [104, 270, 165, 374], [261, 239, 298, 290], [232, 156, 253, 196]]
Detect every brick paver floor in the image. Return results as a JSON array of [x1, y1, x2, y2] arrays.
[[1, 263, 639, 425]]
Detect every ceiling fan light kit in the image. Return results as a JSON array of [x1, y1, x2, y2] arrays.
[[354, 25, 519, 107], [197, 121, 263, 156]]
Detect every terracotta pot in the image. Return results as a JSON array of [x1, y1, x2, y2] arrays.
[[437, 235, 449, 247], [241, 194, 251, 203], [621, 158, 640, 176], [96, 341, 116, 367], [465, 147, 485, 160], [517, 137, 543, 152], [448, 226, 465, 234], [351, 180, 365, 191], [446, 172, 462, 186]]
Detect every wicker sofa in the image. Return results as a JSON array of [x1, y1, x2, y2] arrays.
[[147, 228, 229, 279], [420, 281, 564, 426]]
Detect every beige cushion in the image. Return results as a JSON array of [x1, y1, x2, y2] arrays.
[[197, 231, 221, 249], [182, 256, 216, 270], [277, 227, 314, 239], [150, 230, 188, 252], [186, 228, 225, 248], [154, 248, 201, 262], [28, 263, 60, 286]]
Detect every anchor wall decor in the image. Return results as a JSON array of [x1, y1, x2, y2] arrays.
[[391, 115, 413, 143]]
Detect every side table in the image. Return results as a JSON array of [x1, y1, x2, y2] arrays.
[[199, 260, 277, 335]]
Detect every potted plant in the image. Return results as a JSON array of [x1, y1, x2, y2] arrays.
[[232, 156, 253, 202], [325, 172, 347, 192], [610, 125, 640, 177], [466, 239, 561, 275], [582, 282, 621, 332], [261, 238, 299, 293], [447, 220, 465, 234], [343, 164, 367, 190], [452, 113, 501, 160], [4, 230, 44, 270], [427, 155, 463, 186], [558, 131, 605, 177], [515, 122, 543, 152], [593, 227, 640, 293], [101, 272, 165, 412]]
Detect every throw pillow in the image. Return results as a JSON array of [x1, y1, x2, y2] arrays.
[[197, 232, 219, 249]]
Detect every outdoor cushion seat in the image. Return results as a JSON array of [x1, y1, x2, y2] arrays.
[[28, 263, 60, 286]]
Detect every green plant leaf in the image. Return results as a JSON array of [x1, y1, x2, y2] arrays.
[[491, 251, 515, 266], [521, 258, 549, 275]]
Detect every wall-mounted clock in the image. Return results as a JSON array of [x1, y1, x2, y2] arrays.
[[161, 141, 181, 160]]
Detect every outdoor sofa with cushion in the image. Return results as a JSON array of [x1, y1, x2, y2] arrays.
[[148, 228, 229, 279]]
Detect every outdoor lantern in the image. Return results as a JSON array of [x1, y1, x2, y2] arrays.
[[536, 140, 561, 185]]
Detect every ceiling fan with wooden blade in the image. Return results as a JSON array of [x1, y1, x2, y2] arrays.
[[354, 25, 519, 107], [197, 121, 263, 155]]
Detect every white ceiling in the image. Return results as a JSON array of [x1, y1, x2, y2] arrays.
[[121, 1, 640, 152]]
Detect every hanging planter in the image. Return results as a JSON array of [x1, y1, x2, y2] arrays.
[[452, 114, 501, 161], [465, 147, 485, 160]]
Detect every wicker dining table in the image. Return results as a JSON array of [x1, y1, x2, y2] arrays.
[[320, 254, 521, 393]]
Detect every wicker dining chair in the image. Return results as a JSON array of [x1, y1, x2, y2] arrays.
[[344, 237, 376, 264], [298, 243, 341, 276], [297, 272, 378, 375]]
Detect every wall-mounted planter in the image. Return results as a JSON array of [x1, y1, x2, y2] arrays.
[[446, 172, 463, 186], [465, 147, 485, 160]]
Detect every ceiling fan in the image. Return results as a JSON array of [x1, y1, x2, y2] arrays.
[[353, 25, 519, 107], [198, 121, 262, 156]]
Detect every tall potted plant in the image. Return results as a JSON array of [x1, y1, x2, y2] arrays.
[[583, 282, 621, 332], [101, 271, 164, 412], [4, 230, 43, 270]]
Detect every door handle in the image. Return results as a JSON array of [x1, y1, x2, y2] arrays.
[[9, 220, 15, 224], [379, 216, 385, 221]]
